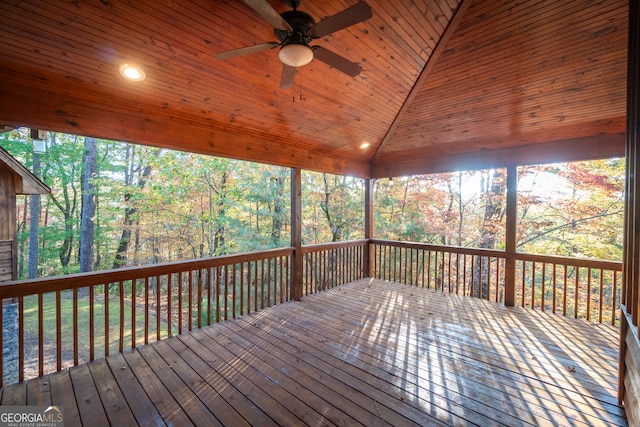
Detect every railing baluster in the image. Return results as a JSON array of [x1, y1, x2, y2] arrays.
[[156, 276, 162, 341], [197, 270, 203, 328], [253, 260, 258, 312], [73, 289, 79, 365], [240, 263, 245, 315], [144, 277, 149, 344], [520, 261, 526, 307], [575, 267, 580, 319], [19, 296, 24, 382], [269, 258, 273, 308], [612, 270, 619, 325], [38, 292, 43, 376], [599, 268, 604, 324], [188, 270, 193, 331], [586, 267, 592, 322], [563, 266, 568, 316], [56, 290, 62, 371], [494, 258, 500, 302], [462, 254, 467, 295], [132, 279, 137, 348], [119, 282, 124, 352], [447, 252, 452, 292], [104, 284, 110, 356], [552, 264, 557, 314], [285, 255, 290, 300], [178, 273, 183, 334], [531, 262, 536, 309], [280, 256, 285, 303], [168, 274, 173, 337], [541, 263, 546, 311]]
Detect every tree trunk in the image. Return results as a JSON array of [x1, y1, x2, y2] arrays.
[[79, 137, 97, 272], [320, 174, 342, 242], [27, 151, 41, 279], [113, 145, 152, 268], [476, 169, 506, 299], [270, 169, 287, 245], [213, 171, 228, 255]]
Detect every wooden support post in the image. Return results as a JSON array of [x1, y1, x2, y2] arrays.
[[620, 0, 640, 410], [626, 0, 640, 329], [290, 168, 303, 301], [504, 164, 517, 307], [364, 179, 374, 278]]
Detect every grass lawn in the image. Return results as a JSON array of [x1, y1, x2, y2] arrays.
[[18, 287, 177, 378]]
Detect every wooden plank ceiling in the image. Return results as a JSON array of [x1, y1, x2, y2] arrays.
[[0, 0, 628, 178]]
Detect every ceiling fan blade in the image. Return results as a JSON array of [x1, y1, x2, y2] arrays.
[[242, 0, 292, 32], [312, 47, 362, 77], [280, 64, 296, 89], [214, 42, 279, 60], [310, 2, 372, 39]]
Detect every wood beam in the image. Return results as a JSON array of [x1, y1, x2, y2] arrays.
[[370, 134, 625, 178], [504, 165, 517, 307], [620, 0, 639, 409], [290, 168, 303, 301], [364, 179, 374, 277], [370, 0, 473, 163], [0, 83, 371, 178]]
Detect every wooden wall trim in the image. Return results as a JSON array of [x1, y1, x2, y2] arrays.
[[370, 133, 625, 178]]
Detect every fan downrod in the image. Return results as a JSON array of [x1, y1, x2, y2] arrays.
[[283, 0, 302, 10]]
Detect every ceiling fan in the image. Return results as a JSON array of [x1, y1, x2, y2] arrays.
[[214, 0, 372, 89]]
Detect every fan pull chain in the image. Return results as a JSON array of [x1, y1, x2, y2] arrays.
[[293, 72, 306, 102]]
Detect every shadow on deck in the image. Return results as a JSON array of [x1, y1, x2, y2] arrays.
[[0, 278, 627, 426]]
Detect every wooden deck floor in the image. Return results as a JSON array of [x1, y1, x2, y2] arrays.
[[0, 278, 627, 426]]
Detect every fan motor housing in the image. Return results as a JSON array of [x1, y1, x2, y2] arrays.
[[275, 10, 315, 45]]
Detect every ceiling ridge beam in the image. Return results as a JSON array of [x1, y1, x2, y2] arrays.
[[370, 0, 474, 166]]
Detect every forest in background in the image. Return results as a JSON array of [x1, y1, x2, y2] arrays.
[[0, 129, 624, 279]]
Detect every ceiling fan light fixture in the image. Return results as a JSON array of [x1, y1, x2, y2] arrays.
[[279, 43, 313, 67]]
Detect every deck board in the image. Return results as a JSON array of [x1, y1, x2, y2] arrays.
[[0, 278, 627, 426]]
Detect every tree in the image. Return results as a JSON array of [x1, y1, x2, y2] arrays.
[[27, 146, 42, 278], [46, 133, 81, 273], [112, 144, 153, 268], [79, 137, 97, 272]]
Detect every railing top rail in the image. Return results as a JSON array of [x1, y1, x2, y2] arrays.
[[370, 239, 506, 258], [516, 252, 622, 270], [302, 239, 368, 253], [0, 247, 294, 299], [371, 239, 622, 270]]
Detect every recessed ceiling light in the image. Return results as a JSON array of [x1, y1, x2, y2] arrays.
[[119, 64, 146, 81], [360, 142, 371, 149]]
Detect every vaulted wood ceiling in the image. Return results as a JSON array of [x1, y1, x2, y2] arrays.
[[0, 0, 628, 178]]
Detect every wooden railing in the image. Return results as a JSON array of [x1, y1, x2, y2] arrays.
[[516, 253, 622, 324], [0, 238, 623, 386], [0, 247, 292, 386], [372, 239, 506, 300], [371, 239, 623, 326], [302, 240, 367, 296]]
